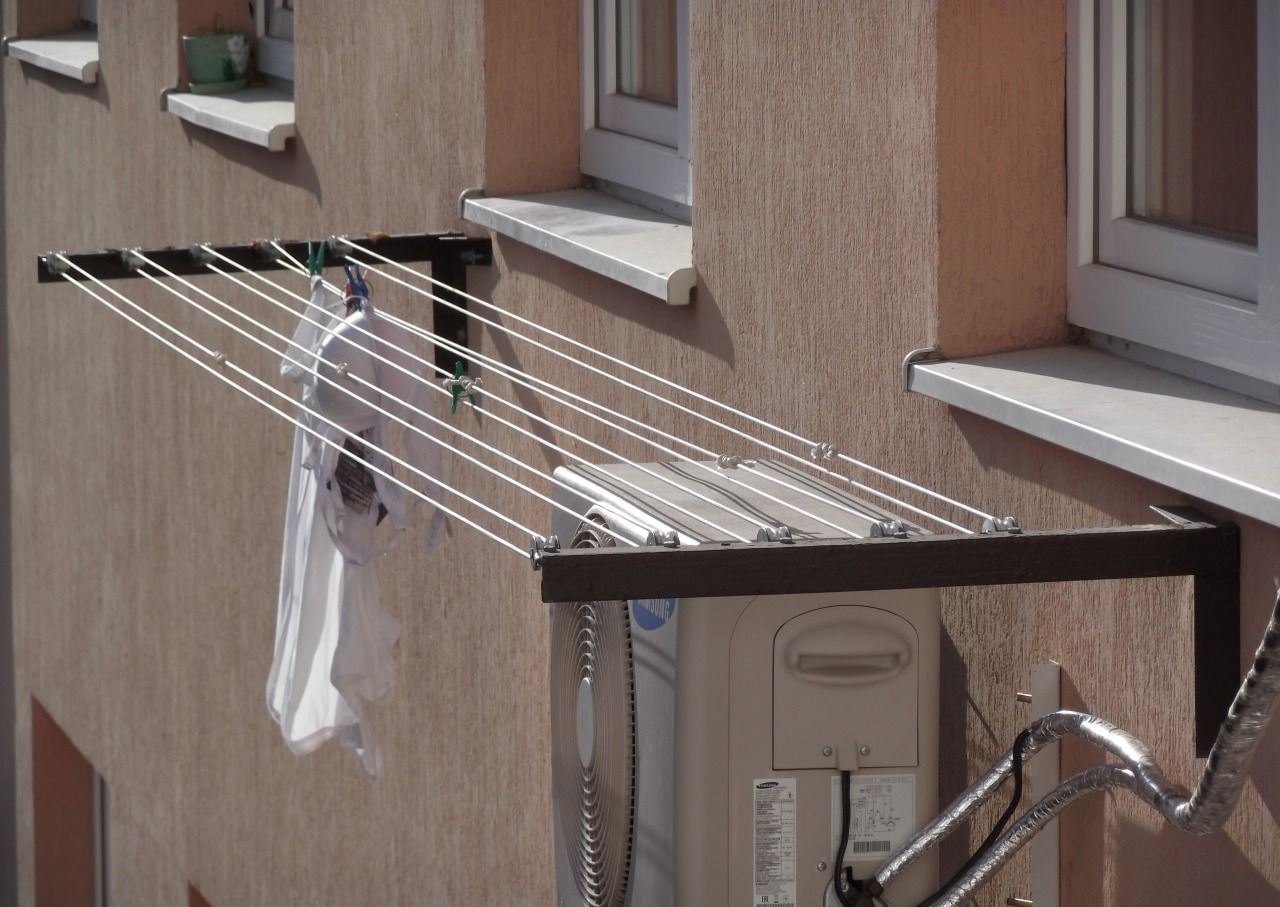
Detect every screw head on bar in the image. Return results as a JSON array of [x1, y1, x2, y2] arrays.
[[119, 248, 146, 271], [982, 516, 1023, 535], [755, 525, 794, 544], [189, 244, 217, 265], [529, 534, 561, 570], [871, 520, 909, 539], [40, 252, 71, 277], [327, 235, 356, 256], [644, 529, 680, 548]]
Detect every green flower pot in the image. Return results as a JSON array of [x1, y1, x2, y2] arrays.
[[182, 32, 251, 93]]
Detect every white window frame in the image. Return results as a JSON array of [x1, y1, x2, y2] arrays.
[[581, 0, 691, 207], [1069, 0, 1280, 386], [255, 0, 293, 82]]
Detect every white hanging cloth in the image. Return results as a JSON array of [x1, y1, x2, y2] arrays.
[[266, 273, 438, 777]]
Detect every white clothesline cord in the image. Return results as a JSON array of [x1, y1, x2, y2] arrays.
[[278, 251, 882, 537], [55, 259, 531, 559], [221, 250, 763, 542], [373, 304, 865, 542], [277, 250, 870, 537], [343, 257, 941, 538], [343, 238, 992, 529], [127, 252, 642, 549], [213, 252, 756, 542]]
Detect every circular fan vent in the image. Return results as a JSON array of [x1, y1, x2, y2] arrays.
[[550, 520, 635, 907]]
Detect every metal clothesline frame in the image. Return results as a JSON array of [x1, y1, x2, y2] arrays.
[[39, 232, 1242, 757]]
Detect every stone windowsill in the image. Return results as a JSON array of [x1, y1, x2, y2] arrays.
[[164, 85, 295, 152], [4, 31, 100, 84], [462, 189, 694, 306], [908, 344, 1280, 526]]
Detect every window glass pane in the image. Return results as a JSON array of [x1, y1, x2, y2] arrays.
[[615, 0, 677, 106], [1128, 0, 1257, 243]]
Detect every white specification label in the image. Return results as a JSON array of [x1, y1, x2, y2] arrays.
[[753, 778, 797, 907], [831, 774, 915, 862]]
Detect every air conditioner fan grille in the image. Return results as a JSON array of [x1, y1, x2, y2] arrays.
[[550, 522, 635, 907]]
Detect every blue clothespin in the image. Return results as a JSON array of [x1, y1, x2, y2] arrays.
[[342, 263, 369, 310]]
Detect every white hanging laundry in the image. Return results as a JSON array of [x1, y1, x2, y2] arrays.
[[266, 273, 438, 777]]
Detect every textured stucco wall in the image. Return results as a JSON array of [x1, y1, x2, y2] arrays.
[[3, 1, 1277, 905]]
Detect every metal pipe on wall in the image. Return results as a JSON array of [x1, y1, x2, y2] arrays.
[[877, 587, 1280, 905]]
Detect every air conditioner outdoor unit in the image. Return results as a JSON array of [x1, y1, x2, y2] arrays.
[[548, 460, 940, 907]]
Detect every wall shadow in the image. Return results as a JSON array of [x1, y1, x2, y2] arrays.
[[1113, 816, 1279, 906], [936, 628, 971, 880], [494, 238, 737, 368], [483, 323, 568, 474], [174, 120, 322, 202], [18, 60, 110, 108]]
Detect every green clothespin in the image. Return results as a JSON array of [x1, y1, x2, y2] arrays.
[[307, 240, 326, 276], [444, 361, 480, 413]]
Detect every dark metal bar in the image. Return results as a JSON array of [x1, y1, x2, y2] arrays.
[[429, 243, 472, 375], [1193, 567, 1242, 756], [539, 517, 1241, 755], [538, 522, 1237, 602], [37, 232, 492, 284]]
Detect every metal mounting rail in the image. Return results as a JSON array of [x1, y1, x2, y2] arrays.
[[38, 231, 493, 371], [539, 510, 1240, 757]]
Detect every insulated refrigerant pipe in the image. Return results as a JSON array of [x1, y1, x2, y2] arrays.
[[876, 587, 1280, 905]]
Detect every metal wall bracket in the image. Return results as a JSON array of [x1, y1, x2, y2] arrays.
[[1028, 661, 1062, 907], [901, 345, 940, 391], [539, 512, 1240, 756], [39, 230, 495, 371]]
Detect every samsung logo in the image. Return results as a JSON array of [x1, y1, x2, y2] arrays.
[[631, 597, 677, 630], [756, 782, 779, 790]]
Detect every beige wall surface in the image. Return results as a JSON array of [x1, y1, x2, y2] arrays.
[[2, 1, 1277, 906]]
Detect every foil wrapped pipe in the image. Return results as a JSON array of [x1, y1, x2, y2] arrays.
[[929, 765, 1138, 907], [872, 712, 1154, 889], [875, 588, 1280, 901]]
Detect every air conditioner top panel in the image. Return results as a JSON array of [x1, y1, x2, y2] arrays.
[[550, 459, 929, 546]]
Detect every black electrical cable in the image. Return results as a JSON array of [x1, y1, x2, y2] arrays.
[[916, 728, 1033, 907], [832, 770, 885, 907]]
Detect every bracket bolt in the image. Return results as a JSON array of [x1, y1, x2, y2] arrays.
[[822, 745, 833, 757], [982, 516, 1023, 535], [859, 744, 872, 757], [645, 529, 680, 548], [871, 519, 909, 539], [816, 861, 828, 872]]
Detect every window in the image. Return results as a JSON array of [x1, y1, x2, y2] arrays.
[[32, 699, 108, 907], [255, 0, 293, 82], [1069, 0, 1280, 386], [79, 0, 96, 26], [581, 0, 691, 210]]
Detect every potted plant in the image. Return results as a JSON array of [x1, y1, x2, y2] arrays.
[[182, 18, 251, 94]]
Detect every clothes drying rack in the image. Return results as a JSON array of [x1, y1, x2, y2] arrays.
[[40, 231, 1241, 756]]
